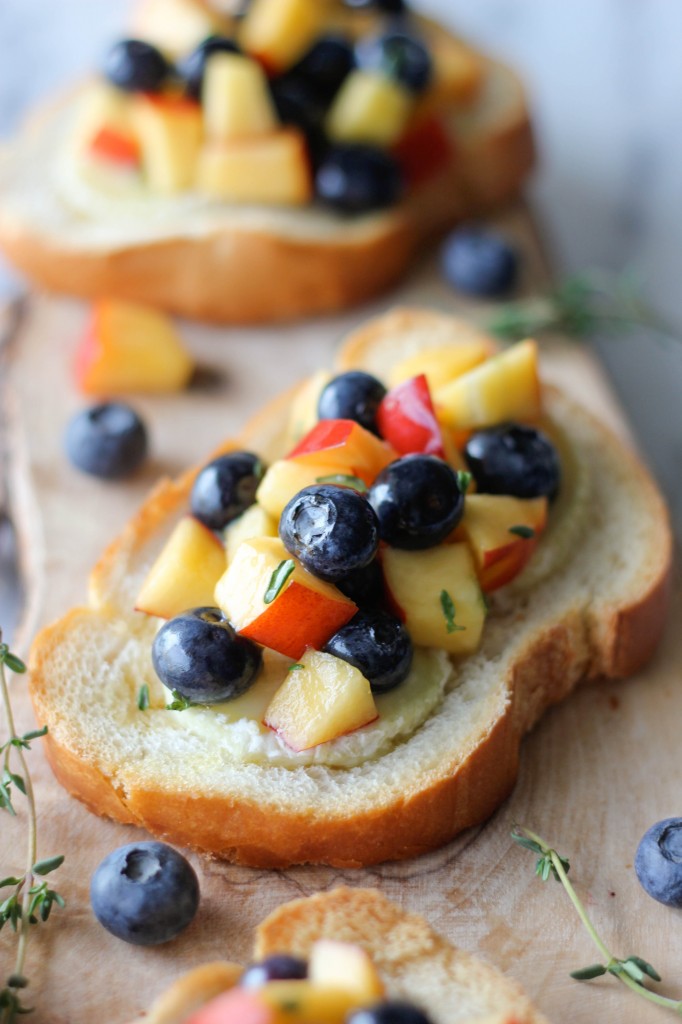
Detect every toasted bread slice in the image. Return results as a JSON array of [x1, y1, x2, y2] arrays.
[[132, 888, 549, 1024], [0, 47, 532, 324], [28, 311, 672, 867]]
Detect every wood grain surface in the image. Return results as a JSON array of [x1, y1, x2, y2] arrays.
[[1, 207, 679, 1024]]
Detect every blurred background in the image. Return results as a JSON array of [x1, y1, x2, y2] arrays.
[[0, 0, 681, 614]]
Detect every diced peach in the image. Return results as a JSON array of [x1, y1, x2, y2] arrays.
[[256, 460, 344, 521], [387, 341, 495, 391], [376, 374, 445, 458], [455, 494, 547, 592], [287, 420, 397, 485], [88, 127, 141, 168], [434, 340, 542, 431], [186, 988, 274, 1024], [135, 516, 226, 620], [133, 94, 203, 193], [239, 0, 325, 75], [75, 299, 194, 396], [215, 537, 357, 659], [264, 649, 377, 752], [132, 0, 229, 58], [382, 544, 485, 655], [326, 71, 413, 147], [262, 980, 361, 1024], [309, 941, 384, 1002], [74, 83, 133, 151], [225, 504, 277, 563], [197, 130, 312, 205], [203, 53, 277, 142]]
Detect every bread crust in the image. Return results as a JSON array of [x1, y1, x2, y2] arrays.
[[0, 58, 533, 323], [27, 312, 673, 868]]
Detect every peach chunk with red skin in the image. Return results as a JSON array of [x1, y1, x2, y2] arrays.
[[286, 419, 397, 485], [455, 494, 548, 592]]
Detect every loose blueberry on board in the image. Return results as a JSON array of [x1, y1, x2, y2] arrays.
[[441, 227, 520, 298], [191, 451, 265, 531], [369, 455, 465, 549], [464, 424, 561, 500], [152, 608, 262, 703], [90, 841, 199, 946], [324, 609, 413, 693], [317, 372, 387, 435], [316, 145, 404, 214], [65, 402, 148, 480], [355, 30, 432, 93], [240, 955, 308, 987], [179, 35, 241, 99], [635, 818, 682, 908], [103, 39, 170, 93], [279, 485, 380, 582], [335, 559, 385, 609], [347, 1002, 434, 1024], [291, 36, 355, 103]]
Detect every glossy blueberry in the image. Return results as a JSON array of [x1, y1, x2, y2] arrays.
[[317, 372, 387, 435], [324, 609, 412, 693], [335, 559, 385, 609], [103, 39, 170, 93], [635, 818, 682, 907], [269, 75, 327, 164], [464, 424, 561, 499], [441, 227, 519, 298], [291, 35, 355, 102], [369, 455, 464, 549], [191, 451, 265, 531], [356, 29, 432, 93], [343, 0, 407, 12], [90, 841, 199, 945], [178, 35, 241, 99], [279, 485, 380, 582], [316, 145, 404, 214], [65, 402, 147, 480], [240, 955, 308, 988], [152, 607, 262, 703], [347, 1002, 434, 1024]]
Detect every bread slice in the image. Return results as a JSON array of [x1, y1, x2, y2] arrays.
[[0, 41, 533, 323], [28, 310, 672, 868], [132, 888, 549, 1024]]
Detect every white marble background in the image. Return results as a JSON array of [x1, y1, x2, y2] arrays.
[[1, 0, 681, 543]]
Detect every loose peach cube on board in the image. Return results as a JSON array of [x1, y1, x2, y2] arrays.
[[135, 516, 226, 620], [75, 299, 194, 396], [215, 537, 357, 659], [264, 649, 378, 752]]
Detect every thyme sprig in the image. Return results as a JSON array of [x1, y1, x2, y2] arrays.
[[0, 636, 65, 1022], [512, 826, 682, 1015], [488, 270, 673, 343]]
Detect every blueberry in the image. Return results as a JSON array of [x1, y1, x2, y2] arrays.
[[335, 559, 385, 609], [90, 841, 199, 945], [152, 608, 262, 703], [317, 372, 387, 435], [241, 955, 308, 987], [65, 402, 147, 480], [191, 451, 265, 531], [464, 424, 561, 499], [103, 39, 170, 93], [178, 35, 241, 99], [269, 75, 327, 164], [316, 145, 404, 214], [279, 485, 379, 582], [324, 609, 412, 693], [291, 35, 355, 102], [369, 455, 465, 549], [355, 30, 432, 93], [344, 0, 407, 12], [347, 1002, 434, 1024], [635, 818, 682, 907], [441, 227, 519, 298]]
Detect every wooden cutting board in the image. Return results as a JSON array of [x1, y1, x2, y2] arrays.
[[1, 206, 679, 1024]]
